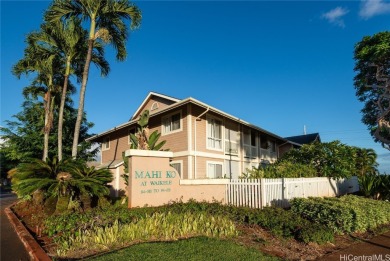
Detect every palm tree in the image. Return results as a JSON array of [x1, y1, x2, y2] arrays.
[[46, 0, 142, 158], [11, 157, 113, 213], [32, 19, 110, 160], [355, 148, 378, 176], [13, 35, 62, 161], [69, 164, 112, 209]]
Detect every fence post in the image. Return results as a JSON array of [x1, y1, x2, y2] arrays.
[[260, 178, 266, 208]]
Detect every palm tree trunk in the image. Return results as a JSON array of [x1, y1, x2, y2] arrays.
[[43, 91, 51, 161], [58, 57, 71, 161], [72, 39, 94, 158]]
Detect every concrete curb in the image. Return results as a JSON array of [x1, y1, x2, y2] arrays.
[[5, 206, 52, 261]]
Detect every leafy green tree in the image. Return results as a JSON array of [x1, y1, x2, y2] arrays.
[[0, 98, 97, 166], [45, 0, 142, 158], [279, 141, 377, 178], [354, 31, 390, 150]]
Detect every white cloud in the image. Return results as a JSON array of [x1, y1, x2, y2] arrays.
[[322, 7, 349, 28], [359, 0, 390, 19]]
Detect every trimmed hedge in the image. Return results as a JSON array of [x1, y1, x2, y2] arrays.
[[291, 195, 390, 234]]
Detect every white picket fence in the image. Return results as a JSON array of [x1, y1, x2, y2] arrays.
[[225, 176, 359, 208]]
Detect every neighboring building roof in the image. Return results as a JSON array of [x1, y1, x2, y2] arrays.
[[87, 92, 288, 143], [284, 133, 321, 145]]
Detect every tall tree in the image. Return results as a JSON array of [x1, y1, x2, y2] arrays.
[[354, 31, 390, 150], [13, 34, 62, 161], [31, 20, 109, 160], [0, 98, 97, 164], [45, 0, 142, 158]]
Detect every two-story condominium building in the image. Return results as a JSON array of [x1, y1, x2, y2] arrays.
[[87, 92, 296, 195]]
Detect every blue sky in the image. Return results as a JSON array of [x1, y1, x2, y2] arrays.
[[1, 0, 390, 173]]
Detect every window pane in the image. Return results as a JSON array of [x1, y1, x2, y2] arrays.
[[172, 114, 180, 130], [215, 120, 221, 139], [216, 164, 222, 178], [164, 118, 171, 132], [215, 139, 222, 149], [208, 163, 215, 178], [171, 163, 181, 176]]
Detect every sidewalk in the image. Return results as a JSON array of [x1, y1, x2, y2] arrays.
[[318, 230, 390, 260], [0, 192, 30, 261]]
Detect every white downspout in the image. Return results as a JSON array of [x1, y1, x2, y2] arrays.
[[194, 107, 210, 179]]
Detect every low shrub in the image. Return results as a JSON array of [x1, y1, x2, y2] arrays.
[[295, 224, 334, 244], [247, 207, 333, 244], [55, 211, 238, 258], [291, 195, 390, 234]]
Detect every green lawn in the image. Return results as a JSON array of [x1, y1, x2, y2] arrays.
[[87, 237, 280, 261]]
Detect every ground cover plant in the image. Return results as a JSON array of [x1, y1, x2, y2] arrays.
[[291, 195, 390, 234], [55, 211, 238, 258], [42, 199, 337, 258]]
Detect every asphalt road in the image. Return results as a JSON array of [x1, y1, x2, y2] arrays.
[[1, 192, 30, 261]]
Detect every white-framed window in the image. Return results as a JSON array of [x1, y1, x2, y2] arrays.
[[162, 111, 182, 135], [170, 160, 183, 178], [151, 102, 159, 111], [207, 161, 223, 178], [128, 128, 136, 145], [102, 137, 110, 151], [207, 116, 223, 151]]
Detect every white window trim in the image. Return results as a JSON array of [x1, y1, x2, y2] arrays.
[[128, 127, 136, 145], [206, 115, 224, 152], [102, 137, 110, 151], [170, 160, 183, 178], [206, 161, 224, 179], [161, 110, 183, 136]]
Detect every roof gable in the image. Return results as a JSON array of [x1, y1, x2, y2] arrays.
[[131, 92, 181, 120]]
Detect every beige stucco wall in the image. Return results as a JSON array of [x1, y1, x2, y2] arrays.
[[108, 165, 127, 198]]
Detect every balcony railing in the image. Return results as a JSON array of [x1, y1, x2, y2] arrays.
[[243, 145, 257, 158], [260, 148, 277, 161], [225, 141, 239, 155]]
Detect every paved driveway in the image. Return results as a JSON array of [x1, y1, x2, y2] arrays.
[[1, 192, 30, 261]]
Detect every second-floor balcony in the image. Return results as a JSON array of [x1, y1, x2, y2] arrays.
[[260, 148, 277, 161]]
